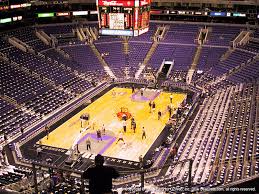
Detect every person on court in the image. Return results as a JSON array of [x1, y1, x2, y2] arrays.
[[170, 94, 173, 103], [132, 121, 136, 133], [86, 137, 91, 151], [148, 101, 152, 113], [132, 85, 135, 93], [131, 117, 135, 129], [142, 127, 146, 140], [116, 132, 125, 144], [140, 88, 144, 96], [152, 102, 156, 114], [45, 125, 50, 140], [158, 110, 162, 120], [102, 124, 106, 135], [97, 129, 102, 142], [122, 120, 127, 133]]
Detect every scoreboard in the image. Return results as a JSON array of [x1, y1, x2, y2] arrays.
[[97, 0, 151, 36]]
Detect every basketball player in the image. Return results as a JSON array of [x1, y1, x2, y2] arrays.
[[112, 89, 116, 98], [158, 110, 162, 120], [152, 102, 156, 114], [97, 129, 102, 142], [86, 137, 91, 151], [132, 85, 135, 93], [116, 132, 125, 144], [131, 117, 135, 129], [148, 101, 152, 113], [170, 94, 173, 103], [132, 121, 136, 133], [45, 125, 49, 140], [142, 127, 146, 139], [122, 120, 127, 133], [102, 124, 106, 135]]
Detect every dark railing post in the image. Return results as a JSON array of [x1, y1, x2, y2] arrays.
[[188, 159, 193, 192], [32, 163, 38, 194], [140, 169, 145, 194]]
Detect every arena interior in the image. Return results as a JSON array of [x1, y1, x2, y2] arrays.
[[0, 0, 259, 193]]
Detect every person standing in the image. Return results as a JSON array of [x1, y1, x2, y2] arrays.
[[102, 124, 106, 135], [132, 85, 135, 93], [86, 137, 91, 151], [170, 94, 173, 103], [20, 127, 24, 137], [97, 129, 102, 142], [3, 133, 8, 142], [116, 132, 125, 144], [140, 88, 144, 96], [148, 101, 152, 113], [36, 147, 42, 158], [131, 117, 135, 129], [152, 102, 156, 114], [122, 120, 127, 133], [158, 110, 162, 120], [45, 125, 50, 140], [132, 120, 136, 133], [82, 154, 119, 194], [168, 104, 172, 118], [142, 127, 146, 140]]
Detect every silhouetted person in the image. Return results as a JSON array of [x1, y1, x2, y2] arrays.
[[82, 154, 119, 194]]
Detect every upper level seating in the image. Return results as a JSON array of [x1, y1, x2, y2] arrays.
[[2, 27, 36, 43], [254, 29, 259, 38], [95, 36, 122, 43], [2, 47, 90, 89], [95, 42, 126, 77], [129, 42, 152, 67], [197, 47, 227, 71], [150, 44, 175, 70], [171, 45, 196, 71], [241, 41, 259, 53], [0, 60, 49, 103], [163, 24, 200, 44], [39, 24, 75, 35], [129, 22, 157, 42], [61, 45, 103, 72], [206, 26, 242, 46], [26, 40, 50, 52], [0, 39, 12, 51]]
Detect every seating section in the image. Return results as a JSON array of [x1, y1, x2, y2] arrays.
[[24, 88, 75, 116], [163, 24, 200, 44], [0, 166, 29, 187], [0, 60, 49, 103], [39, 24, 75, 35], [2, 47, 92, 93], [129, 42, 152, 68], [206, 26, 242, 46], [228, 60, 259, 83], [95, 42, 127, 77], [197, 47, 227, 71], [166, 87, 233, 186], [210, 49, 255, 76], [240, 40, 259, 53], [211, 84, 259, 185], [0, 98, 38, 136]]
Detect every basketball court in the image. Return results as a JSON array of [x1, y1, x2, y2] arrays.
[[39, 87, 186, 161]]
